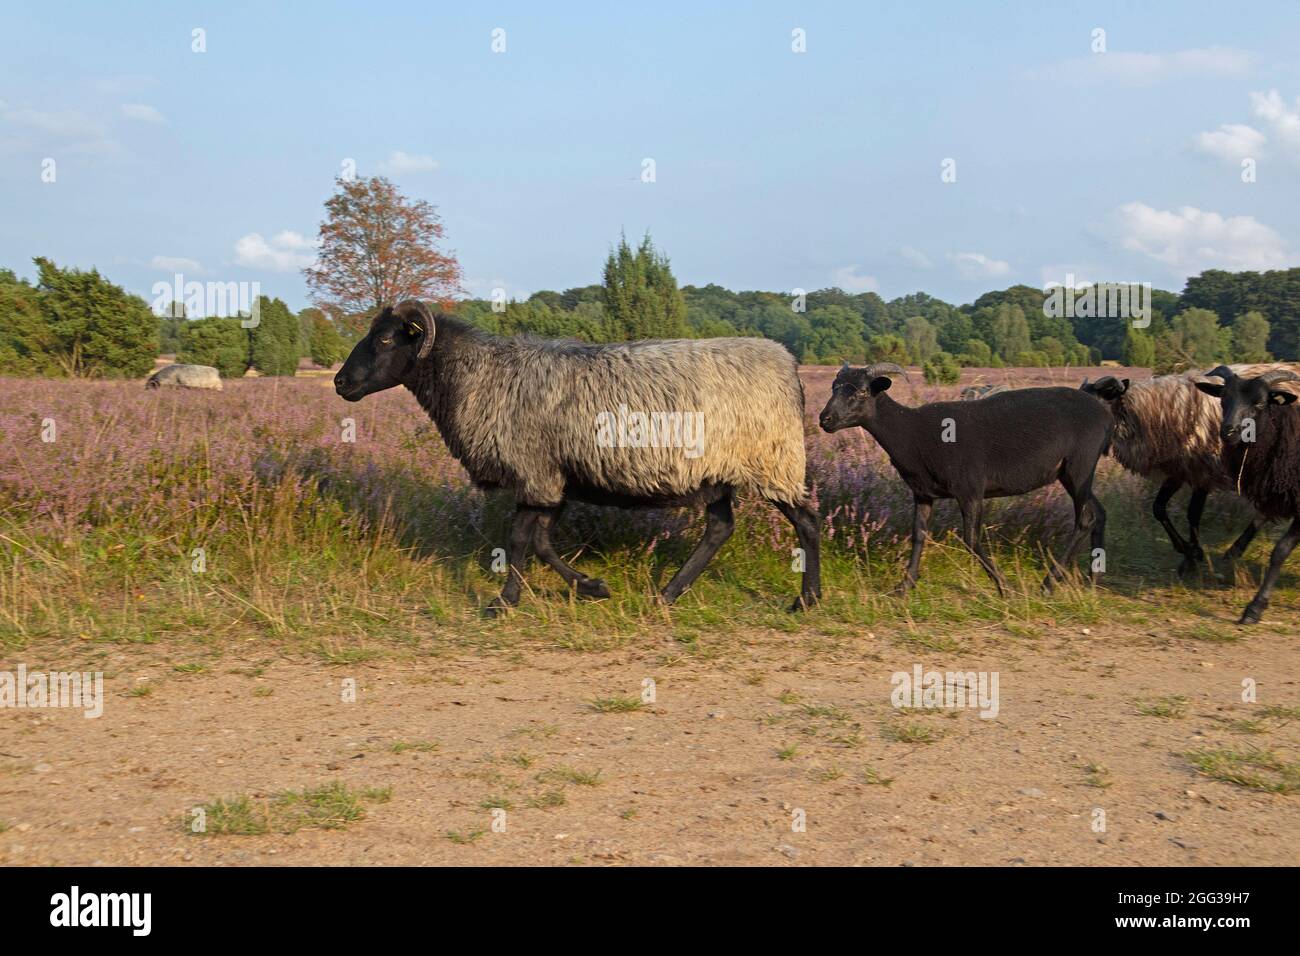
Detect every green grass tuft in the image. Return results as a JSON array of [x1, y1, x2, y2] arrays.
[[589, 696, 645, 713], [1186, 748, 1300, 793], [189, 781, 387, 836]]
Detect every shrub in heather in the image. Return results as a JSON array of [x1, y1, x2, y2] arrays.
[[178, 317, 250, 377]]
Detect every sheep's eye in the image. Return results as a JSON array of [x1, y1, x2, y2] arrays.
[[378, 336, 394, 346]]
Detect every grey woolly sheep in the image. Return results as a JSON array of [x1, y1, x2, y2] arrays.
[[1195, 365, 1300, 623], [334, 300, 821, 614], [959, 383, 1009, 401], [1081, 363, 1300, 575], [146, 364, 223, 390]]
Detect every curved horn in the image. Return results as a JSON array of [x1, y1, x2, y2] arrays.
[[867, 362, 910, 381], [1259, 368, 1300, 386], [397, 299, 437, 360]]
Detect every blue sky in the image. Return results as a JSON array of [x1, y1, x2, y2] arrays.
[[2, 1, 1299, 311]]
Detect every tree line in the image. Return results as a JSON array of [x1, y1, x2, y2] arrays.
[[457, 247, 1299, 382], [3, 173, 1298, 380], [4, 249, 1297, 381], [0, 259, 350, 379]]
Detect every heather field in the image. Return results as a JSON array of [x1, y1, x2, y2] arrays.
[[4, 367, 1300, 868], [2, 364, 1295, 658]]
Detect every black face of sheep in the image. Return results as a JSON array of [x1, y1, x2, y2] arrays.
[[1195, 365, 1298, 441], [1193, 366, 1300, 624], [818, 362, 908, 432], [335, 301, 434, 401], [1080, 376, 1130, 403]]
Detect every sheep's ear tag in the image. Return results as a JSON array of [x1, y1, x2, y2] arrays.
[[407, 320, 423, 335]]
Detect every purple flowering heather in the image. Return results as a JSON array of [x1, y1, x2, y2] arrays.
[[0, 373, 1111, 557]]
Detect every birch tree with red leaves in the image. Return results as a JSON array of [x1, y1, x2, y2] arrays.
[[303, 175, 462, 325]]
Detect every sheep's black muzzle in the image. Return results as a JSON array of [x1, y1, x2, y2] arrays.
[[334, 372, 365, 401]]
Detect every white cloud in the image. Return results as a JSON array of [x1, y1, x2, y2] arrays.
[[1250, 89, 1300, 153], [898, 245, 933, 269], [950, 251, 1011, 280], [1059, 46, 1254, 85], [1194, 123, 1266, 163], [830, 265, 879, 293], [233, 231, 318, 272], [1103, 202, 1290, 278], [150, 255, 201, 273], [378, 150, 438, 175], [270, 230, 317, 251], [1194, 89, 1300, 164], [120, 103, 165, 124], [0, 98, 116, 154]]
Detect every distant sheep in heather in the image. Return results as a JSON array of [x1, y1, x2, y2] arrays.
[[820, 362, 1112, 595], [334, 300, 821, 614], [960, 383, 1009, 401], [146, 364, 223, 390], [1082, 363, 1300, 575], [1195, 366, 1300, 624]]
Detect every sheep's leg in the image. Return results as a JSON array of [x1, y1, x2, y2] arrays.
[[1223, 513, 1264, 564], [773, 499, 822, 611], [660, 491, 734, 605], [484, 506, 542, 617], [958, 497, 1005, 596], [1177, 487, 1209, 576], [894, 496, 933, 595], [1152, 478, 1192, 560], [1087, 494, 1107, 585], [531, 504, 610, 599], [1239, 518, 1300, 625], [1045, 474, 1098, 592]]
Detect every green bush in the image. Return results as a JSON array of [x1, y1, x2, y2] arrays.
[[306, 310, 349, 367], [0, 271, 58, 375], [29, 257, 158, 378], [250, 296, 299, 376], [961, 338, 992, 366], [1122, 328, 1156, 368], [179, 317, 250, 377], [923, 351, 961, 384]]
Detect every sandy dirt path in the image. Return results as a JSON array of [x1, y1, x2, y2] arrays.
[[2, 623, 1298, 866]]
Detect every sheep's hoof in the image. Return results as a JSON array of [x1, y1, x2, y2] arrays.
[[1239, 604, 1264, 625], [788, 593, 819, 612], [888, 581, 914, 597], [1041, 575, 1056, 594], [482, 597, 515, 619], [576, 578, 611, 600]]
